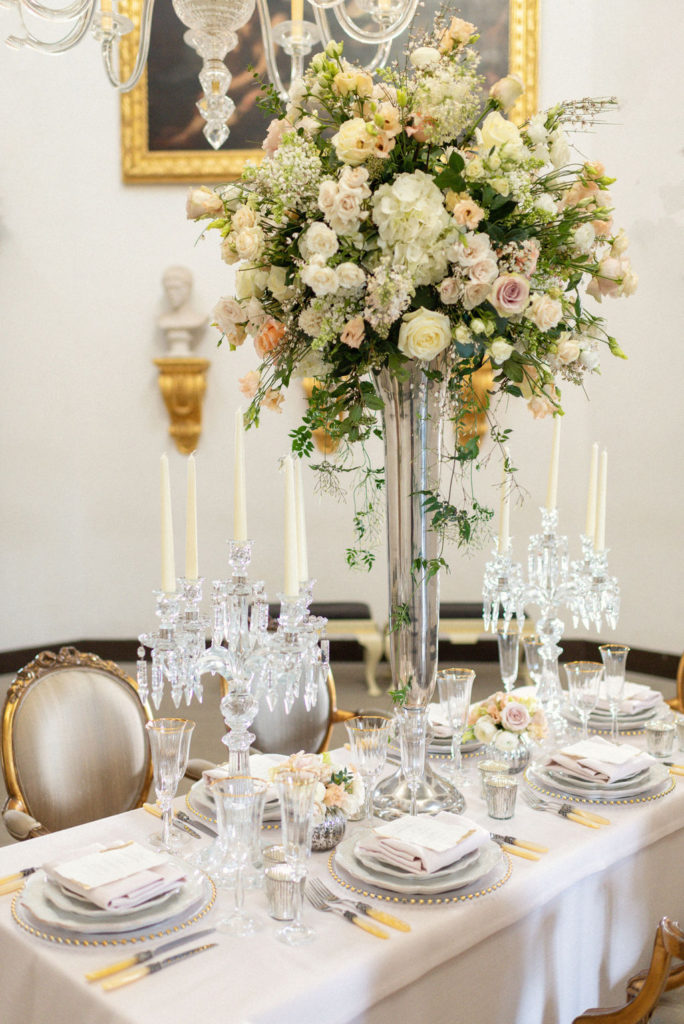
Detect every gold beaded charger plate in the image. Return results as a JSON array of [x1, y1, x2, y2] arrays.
[[525, 763, 675, 805], [333, 832, 504, 896], [328, 845, 511, 906], [12, 871, 216, 947]]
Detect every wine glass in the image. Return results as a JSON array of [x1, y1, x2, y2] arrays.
[[564, 662, 604, 741], [599, 644, 630, 743], [344, 716, 394, 825], [145, 718, 196, 853], [396, 707, 428, 816], [522, 636, 544, 687], [436, 668, 475, 787], [213, 776, 268, 935], [275, 770, 318, 946], [497, 626, 520, 693]]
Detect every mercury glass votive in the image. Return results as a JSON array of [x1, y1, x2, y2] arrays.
[[483, 775, 518, 820], [478, 760, 510, 799], [644, 719, 676, 758], [265, 863, 299, 921]]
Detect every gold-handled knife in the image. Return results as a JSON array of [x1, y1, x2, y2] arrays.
[[340, 898, 410, 932], [0, 867, 37, 893], [101, 942, 217, 991], [85, 928, 216, 982], [491, 834, 549, 854], [142, 803, 201, 839]]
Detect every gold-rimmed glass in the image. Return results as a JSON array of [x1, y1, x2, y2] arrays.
[[275, 770, 318, 946], [564, 662, 604, 741], [344, 715, 394, 825], [436, 668, 476, 786], [145, 718, 195, 853], [212, 775, 268, 936], [598, 644, 630, 743]]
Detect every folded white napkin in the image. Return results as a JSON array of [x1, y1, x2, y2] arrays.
[[355, 812, 489, 875], [546, 737, 654, 784], [595, 681, 662, 715], [43, 842, 185, 911]]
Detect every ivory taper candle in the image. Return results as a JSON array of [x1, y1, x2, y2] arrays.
[[584, 442, 599, 542], [294, 459, 309, 583], [284, 457, 299, 596], [545, 416, 561, 512], [595, 449, 608, 552], [160, 453, 176, 593], [498, 450, 510, 553], [233, 408, 247, 541], [185, 453, 198, 580]]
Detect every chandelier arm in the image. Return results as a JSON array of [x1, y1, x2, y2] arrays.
[[331, 0, 420, 46], [6, 7, 92, 51], [255, 0, 288, 101], [100, 0, 155, 92], [17, 0, 93, 23]]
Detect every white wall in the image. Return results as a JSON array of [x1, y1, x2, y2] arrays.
[[1, 0, 683, 655]]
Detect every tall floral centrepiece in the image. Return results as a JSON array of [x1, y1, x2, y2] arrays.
[[187, 14, 635, 743]]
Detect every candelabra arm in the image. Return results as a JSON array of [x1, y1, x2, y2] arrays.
[[100, 0, 155, 91], [331, 0, 419, 46], [255, 0, 288, 100], [6, 8, 91, 51], [17, 0, 92, 23]]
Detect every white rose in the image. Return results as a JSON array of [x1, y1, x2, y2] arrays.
[[526, 113, 547, 146], [549, 131, 570, 168], [332, 118, 375, 166], [480, 111, 523, 151], [462, 281, 491, 309], [298, 305, 324, 337], [301, 256, 339, 296], [300, 221, 339, 260], [473, 716, 497, 744], [579, 344, 601, 370], [234, 226, 264, 262], [494, 730, 520, 752], [438, 277, 462, 304], [556, 334, 580, 364], [267, 265, 294, 303], [535, 194, 557, 216], [454, 324, 471, 345], [328, 190, 365, 235], [621, 266, 638, 296], [235, 264, 269, 300], [220, 234, 239, 266], [213, 297, 246, 335], [490, 338, 513, 364], [469, 257, 498, 285], [409, 46, 441, 69], [527, 292, 563, 332], [489, 73, 524, 113], [337, 262, 366, 289], [611, 228, 629, 257], [186, 186, 223, 220], [397, 307, 452, 360], [318, 180, 338, 217], [231, 205, 258, 231], [339, 165, 372, 199], [573, 223, 595, 254]]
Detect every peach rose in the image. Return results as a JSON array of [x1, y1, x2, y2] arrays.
[[262, 389, 284, 413], [526, 292, 563, 331], [452, 198, 485, 230], [341, 316, 365, 349], [238, 370, 260, 399], [439, 16, 476, 53], [527, 394, 556, 419], [323, 783, 347, 808], [254, 318, 285, 359], [489, 74, 524, 113], [186, 186, 223, 220]]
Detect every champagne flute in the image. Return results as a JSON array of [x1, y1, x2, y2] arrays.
[[564, 662, 604, 741], [344, 716, 394, 825], [436, 668, 475, 786], [145, 718, 195, 853], [213, 776, 268, 935], [497, 626, 520, 693], [599, 644, 630, 743], [275, 770, 318, 946], [522, 636, 544, 687], [396, 707, 428, 816]]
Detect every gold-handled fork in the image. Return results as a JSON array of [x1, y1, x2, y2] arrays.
[[309, 878, 410, 932], [305, 882, 389, 939], [522, 789, 610, 827]]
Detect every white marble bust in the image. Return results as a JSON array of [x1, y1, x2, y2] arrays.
[[158, 265, 207, 356]]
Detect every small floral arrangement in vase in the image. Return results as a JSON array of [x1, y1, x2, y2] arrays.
[[271, 750, 365, 823], [464, 692, 547, 770]]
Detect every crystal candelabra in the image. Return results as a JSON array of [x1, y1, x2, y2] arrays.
[[482, 506, 620, 733], [3, 0, 419, 149], [137, 539, 330, 770]]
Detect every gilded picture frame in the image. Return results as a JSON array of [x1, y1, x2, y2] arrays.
[[119, 0, 540, 184]]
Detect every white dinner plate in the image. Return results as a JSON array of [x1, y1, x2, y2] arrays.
[[354, 842, 480, 880], [188, 780, 281, 823], [528, 762, 670, 800], [334, 832, 503, 895], [19, 868, 208, 934], [562, 704, 659, 731]]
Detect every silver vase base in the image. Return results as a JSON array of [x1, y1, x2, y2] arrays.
[[373, 765, 465, 817]]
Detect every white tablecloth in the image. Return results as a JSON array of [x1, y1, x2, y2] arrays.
[[0, 753, 682, 1024]]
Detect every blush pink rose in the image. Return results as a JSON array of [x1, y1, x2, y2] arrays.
[[254, 318, 285, 359], [238, 370, 260, 399], [262, 118, 289, 157], [490, 273, 530, 317], [501, 701, 531, 733]]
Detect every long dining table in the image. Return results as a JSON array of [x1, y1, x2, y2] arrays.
[[0, 745, 682, 1024]]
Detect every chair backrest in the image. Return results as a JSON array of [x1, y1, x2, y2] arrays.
[[573, 917, 680, 1024], [1, 647, 152, 833], [222, 671, 337, 755]]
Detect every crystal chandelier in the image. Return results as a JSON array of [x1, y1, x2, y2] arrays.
[[2, 0, 418, 149]]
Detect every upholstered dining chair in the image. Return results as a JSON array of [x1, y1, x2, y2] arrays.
[[666, 654, 684, 713], [572, 917, 684, 1024], [1, 647, 152, 841]]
